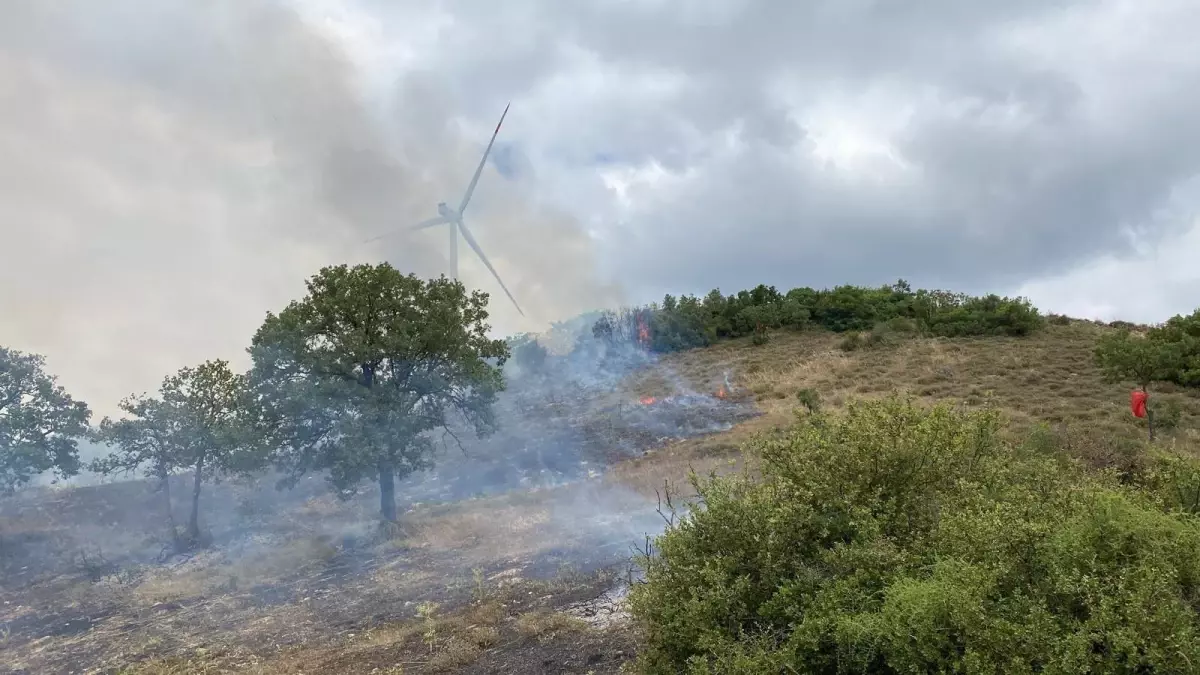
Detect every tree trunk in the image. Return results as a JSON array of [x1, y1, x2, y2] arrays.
[[1143, 384, 1156, 442], [187, 455, 204, 540], [160, 468, 177, 546], [364, 363, 398, 521], [378, 460, 397, 522]]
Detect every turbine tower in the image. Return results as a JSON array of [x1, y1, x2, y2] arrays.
[[367, 103, 523, 317]]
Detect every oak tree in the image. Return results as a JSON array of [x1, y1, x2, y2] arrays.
[[0, 347, 92, 493], [93, 360, 259, 544], [249, 263, 508, 522], [1094, 330, 1183, 440], [92, 395, 186, 542]]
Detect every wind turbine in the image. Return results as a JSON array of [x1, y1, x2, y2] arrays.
[[367, 103, 524, 317]]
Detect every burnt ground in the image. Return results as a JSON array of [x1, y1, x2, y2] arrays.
[[0, 350, 760, 674], [4, 321, 1190, 673]]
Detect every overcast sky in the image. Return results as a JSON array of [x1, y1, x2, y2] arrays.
[[2, 0, 1199, 416]]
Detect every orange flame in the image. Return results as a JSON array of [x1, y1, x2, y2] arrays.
[[637, 317, 650, 344], [715, 386, 728, 400], [639, 396, 657, 405]]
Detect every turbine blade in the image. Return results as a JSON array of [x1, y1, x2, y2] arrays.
[[457, 102, 510, 217], [363, 215, 448, 243], [457, 220, 524, 316], [411, 215, 451, 231]]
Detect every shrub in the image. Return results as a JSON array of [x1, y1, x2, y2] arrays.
[[865, 320, 914, 348], [1144, 309, 1200, 387], [507, 333, 549, 372], [885, 316, 921, 334], [1152, 396, 1184, 431], [589, 281, 1044, 356], [1139, 450, 1200, 515], [865, 328, 889, 348], [795, 388, 820, 413], [921, 293, 1044, 337], [629, 397, 1200, 674], [839, 332, 864, 352]]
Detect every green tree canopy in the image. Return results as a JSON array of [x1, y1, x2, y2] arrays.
[[92, 359, 259, 545], [248, 264, 509, 522], [0, 347, 91, 493], [1094, 330, 1182, 389], [92, 395, 185, 540], [1144, 309, 1200, 386], [590, 280, 1043, 355]]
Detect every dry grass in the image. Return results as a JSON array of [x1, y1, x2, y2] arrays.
[[19, 319, 1200, 674], [606, 321, 1200, 498], [401, 500, 553, 556], [128, 536, 340, 606], [114, 575, 603, 674], [673, 322, 1200, 439], [514, 610, 589, 640]]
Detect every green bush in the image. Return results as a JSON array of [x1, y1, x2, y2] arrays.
[[592, 281, 1044, 356], [795, 388, 820, 413], [1139, 450, 1200, 515], [1145, 310, 1200, 387], [629, 397, 1200, 674]]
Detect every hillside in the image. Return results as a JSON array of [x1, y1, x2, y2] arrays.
[[652, 318, 1199, 446], [4, 314, 1200, 674]]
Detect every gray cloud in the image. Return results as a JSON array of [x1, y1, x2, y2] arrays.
[[0, 0, 619, 416], [359, 0, 1200, 302], [5, 0, 1200, 416]]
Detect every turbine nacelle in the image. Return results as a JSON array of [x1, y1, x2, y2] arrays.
[[364, 102, 524, 317]]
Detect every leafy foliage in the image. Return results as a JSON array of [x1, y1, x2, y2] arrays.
[[629, 397, 1200, 673], [92, 395, 182, 492], [1093, 325, 1197, 439], [794, 388, 820, 414], [592, 281, 1043, 354], [506, 333, 549, 373], [92, 359, 260, 544], [0, 347, 92, 493], [1094, 331, 1181, 388], [1095, 309, 1200, 391], [248, 264, 509, 521]]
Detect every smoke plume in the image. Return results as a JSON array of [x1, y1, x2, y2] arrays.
[[0, 0, 621, 419]]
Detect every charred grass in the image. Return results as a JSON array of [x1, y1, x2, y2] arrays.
[[6, 319, 1199, 673]]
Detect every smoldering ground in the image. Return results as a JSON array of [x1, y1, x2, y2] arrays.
[[0, 325, 757, 673], [0, 0, 621, 420], [0, 4, 743, 668]]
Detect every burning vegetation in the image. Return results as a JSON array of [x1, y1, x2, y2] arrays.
[[6, 274, 1200, 673], [0, 263, 761, 673]]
